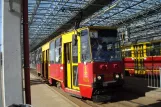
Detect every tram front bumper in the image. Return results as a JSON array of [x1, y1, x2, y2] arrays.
[[92, 79, 124, 88]]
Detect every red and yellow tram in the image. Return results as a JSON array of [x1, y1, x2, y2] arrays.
[[36, 26, 124, 101], [122, 41, 161, 76]]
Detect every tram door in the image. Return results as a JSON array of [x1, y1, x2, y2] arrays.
[[64, 43, 72, 88], [41, 51, 44, 77], [71, 39, 79, 90], [133, 44, 146, 75], [64, 36, 79, 90], [45, 50, 49, 79], [42, 50, 49, 79]]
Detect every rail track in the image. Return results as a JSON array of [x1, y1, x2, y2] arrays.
[[30, 69, 160, 107]]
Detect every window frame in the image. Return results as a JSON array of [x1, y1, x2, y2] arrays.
[[72, 34, 78, 63], [55, 37, 62, 64], [80, 28, 92, 62], [49, 40, 55, 64]]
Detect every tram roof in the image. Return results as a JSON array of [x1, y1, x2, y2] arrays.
[[27, 0, 161, 52]]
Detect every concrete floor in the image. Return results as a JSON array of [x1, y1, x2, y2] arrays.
[[30, 74, 78, 107], [29, 69, 161, 107]]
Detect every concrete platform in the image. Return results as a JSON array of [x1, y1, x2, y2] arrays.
[[145, 88, 161, 100], [30, 73, 78, 107]]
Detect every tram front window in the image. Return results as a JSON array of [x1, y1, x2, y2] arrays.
[[90, 30, 122, 62]]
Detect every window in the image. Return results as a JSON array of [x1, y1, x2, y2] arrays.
[[125, 50, 131, 57], [73, 66, 78, 86], [35, 49, 41, 64], [146, 44, 152, 56], [152, 42, 161, 56], [55, 37, 62, 63], [49, 40, 55, 63], [122, 47, 131, 57], [36, 53, 39, 63], [90, 29, 121, 62], [72, 35, 78, 63], [81, 29, 91, 62]]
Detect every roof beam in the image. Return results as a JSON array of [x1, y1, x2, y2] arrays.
[[29, 0, 41, 26], [30, 0, 114, 52]]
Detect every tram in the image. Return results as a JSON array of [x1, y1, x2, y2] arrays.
[[36, 26, 124, 101], [122, 40, 161, 76]]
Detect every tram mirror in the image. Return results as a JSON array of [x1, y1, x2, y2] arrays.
[[72, 34, 77, 46]]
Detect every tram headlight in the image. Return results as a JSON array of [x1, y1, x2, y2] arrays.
[[115, 74, 119, 79], [121, 73, 124, 79], [97, 76, 102, 80], [114, 73, 124, 79]]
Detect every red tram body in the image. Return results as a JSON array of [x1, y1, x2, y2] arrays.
[[35, 26, 124, 101], [122, 42, 161, 76]]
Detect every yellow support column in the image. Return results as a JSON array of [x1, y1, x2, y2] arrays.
[[138, 46, 141, 75], [143, 44, 147, 75], [131, 45, 134, 58], [143, 44, 147, 57]]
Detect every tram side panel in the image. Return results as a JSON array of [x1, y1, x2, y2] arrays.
[[144, 56, 161, 75], [37, 63, 41, 74], [49, 37, 64, 87], [123, 41, 161, 76], [124, 57, 135, 75], [122, 46, 135, 76], [78, 63, 93, 98]]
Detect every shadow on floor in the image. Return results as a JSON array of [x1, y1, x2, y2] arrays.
[[98, 76, 158, 105], [30, 79, 45, 85]]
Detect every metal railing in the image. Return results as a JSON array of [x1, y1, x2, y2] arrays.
[[146, 67, 161, 88], [124, 64, 161, 88], [147, 70, 160, 88]]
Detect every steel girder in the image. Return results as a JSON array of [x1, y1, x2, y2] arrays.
[[28, 0, 94, 51], [29, 0, 114, 52], [29, 0, 161, 51], [81, 0, 161, 44]]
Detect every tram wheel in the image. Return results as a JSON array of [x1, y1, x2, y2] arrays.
[[56, 81, 61, 89]]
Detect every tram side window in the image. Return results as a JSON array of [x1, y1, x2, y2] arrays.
[[125, 49, 131, 57], [49, 40, 55, 63], [55, 37, 62, 63], [146, 44, 152, 56], [146, 49, 151, 56], [81, 29, 91, 62], [32, 52, 36, 65], [152, 43, 160, 56], [72, 35, 78, 63], [36, 52, 39, 64], [31, 53, 35, 64], [39, 53, 42, 63]]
